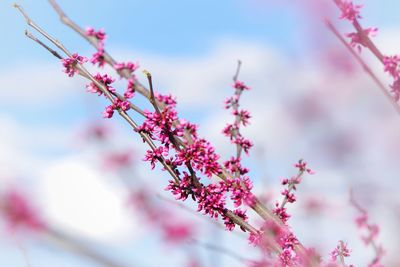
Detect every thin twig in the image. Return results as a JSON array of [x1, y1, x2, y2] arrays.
[[25, 30, 62, 59]]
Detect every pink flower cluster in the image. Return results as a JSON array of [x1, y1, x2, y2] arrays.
[[248, 220, 301, 266], [336, 1, 400, 101], [351, 195, 385, 267], [124, 78, 136, 99], [114, 61, 139, 74], [223, 80, 253, 156], [337, 1, 362, 23], [86, 73, 115, 96], [0, 190, 45, 232], [383, 56, 400, 100], [86, 27, 107, 67], [346, 27, 377, 52], [330, 241, 353, 267], [103, 98, 130, 118], [61, 53, 87, 77], [165, 174, 249, 232], [273, 160, 314, 223], [337, 1, 377, 53]]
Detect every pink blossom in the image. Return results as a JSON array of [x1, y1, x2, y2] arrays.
[[0, 190, 45, 232], [178, 120, 198, 140], [90, 48, 106, 67], [85, 27, 107, 68], [143, 146, 169, 169], [224, 209, 247, 231], [224, 157, 249, 175], [222, 123, 238, 140], [390, 78, 400, 101], [124, 78, 136, 99], [114, 61, 139, 74], [86, 73, 116, 96], [165, 172, 192, 201], [194, 183, 226, 219], [176, 138, 221, 177], [155, 93, 177, 107], [330, 241, 351, 262], [273, 203, 291, 223], [227, 176, 254, 207], [248, 231, 262, 247], [346, 27, 378, 53], [295, 159, 315, 174], [102, 105, 115, 118], [115, 98, 130, 111], [61, 53, 87, 77], [224, 95, 238, 109], [233, 109, 251, 126], [85, 27, 106, 42], [233, 136, 253, 155], [338, 1, 362, 23], [279, 248, 295, 266], [383, 55, 400, 79]]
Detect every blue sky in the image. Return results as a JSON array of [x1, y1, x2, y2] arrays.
[[2, 1, 400, 267]]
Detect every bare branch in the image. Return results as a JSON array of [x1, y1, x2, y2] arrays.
[[24, 30, 62, 59]]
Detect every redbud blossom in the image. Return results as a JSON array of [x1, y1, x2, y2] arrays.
[[61, 53, 87, 77], [338, 1, 362, 23]]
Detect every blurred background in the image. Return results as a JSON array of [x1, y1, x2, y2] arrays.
[[1, 0, 400, 266]]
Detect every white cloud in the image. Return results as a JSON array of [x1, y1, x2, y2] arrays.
[[0, 63, 83, 106], [38, 157, 140, 244]]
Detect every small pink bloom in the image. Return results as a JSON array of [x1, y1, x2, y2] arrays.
[[346, 27, 378, 53], [383, 55, 400, 79], [330, 241, 351, 262], [338, 1, 362, 23], [86, 73, 116, 96], [102, 105, 115, 118], [90, 48, 106, 68], [233, 80, 250, 90], [124, 78, 136, 99], [295, 159, 314, 174], [114, 61, 139, 73], [61, 53, 87, 77], [85, 27, 106, 42]]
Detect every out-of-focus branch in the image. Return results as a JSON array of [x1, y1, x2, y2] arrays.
[[325, 19, 400, 115], [44, 228, 134, 267]]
